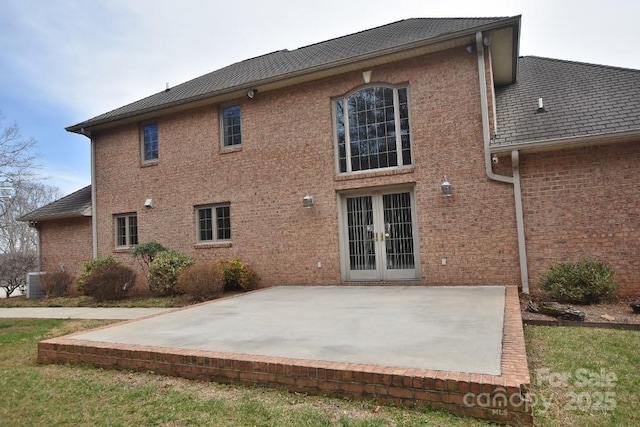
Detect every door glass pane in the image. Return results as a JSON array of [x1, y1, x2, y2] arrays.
[[346, 196, 375, 270], [383, 192, 415, 269]]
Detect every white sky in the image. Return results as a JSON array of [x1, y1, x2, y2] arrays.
[[0, 0, 638, 195]]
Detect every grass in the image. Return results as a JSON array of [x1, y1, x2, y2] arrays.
[[1, 319, 638, 426], [525, 326, 640, 427], [0, 318, 491, 427]]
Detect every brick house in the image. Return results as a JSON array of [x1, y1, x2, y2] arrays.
[[19, 185, 92, 277], [24, 16, 640, 296]]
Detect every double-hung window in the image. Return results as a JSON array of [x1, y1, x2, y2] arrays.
[[334, 85, 412, 173], [221, 105, 242, 148], [197, 204, 231, 242], [115, 214, 138, 247], [142, 123, 158, 162]]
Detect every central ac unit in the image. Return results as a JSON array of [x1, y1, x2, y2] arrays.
[[26, 272, 45, 299]]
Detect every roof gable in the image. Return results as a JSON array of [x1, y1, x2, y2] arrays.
[[492, 56, 640, 149]]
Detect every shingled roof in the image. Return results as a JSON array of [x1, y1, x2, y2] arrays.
[[492, 56, 640, 148], [18, 185, 92, 222], [67, 17, 518, 132]]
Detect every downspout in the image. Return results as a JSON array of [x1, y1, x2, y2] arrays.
[[81, 128, 98, 259], [475, 32, 530, 293], [511, 151, 529, 293]]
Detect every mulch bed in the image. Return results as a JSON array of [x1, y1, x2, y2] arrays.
[[521, 295, 640, 330]]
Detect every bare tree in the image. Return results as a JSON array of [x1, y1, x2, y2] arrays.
[[0, 252, 37, 297], [0, 181, 62, 254], [0, 113, 60, 297], [0, 112, 38, 202]]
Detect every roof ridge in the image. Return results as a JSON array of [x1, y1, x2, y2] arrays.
[[521, 55, 640, 73], [68, 16, 519, 132], [291, 17, 510, 52]]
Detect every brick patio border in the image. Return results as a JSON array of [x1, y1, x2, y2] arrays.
[[38, 286, 532, 425]]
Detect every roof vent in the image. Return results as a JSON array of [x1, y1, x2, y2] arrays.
[[537, 97, 545, 113]]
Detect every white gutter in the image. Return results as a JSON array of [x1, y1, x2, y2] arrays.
[[476, 31, 529, 293], [81, 128, 98, 259], [491, 128, 640, 154]]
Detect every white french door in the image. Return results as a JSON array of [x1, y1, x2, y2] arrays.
[[340, 188, 419, 281]]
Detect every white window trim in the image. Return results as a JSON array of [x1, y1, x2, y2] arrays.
[[333, 84, 413, 175], [196, 203, 232, 243], [220, 105, 242, 150], [114, 213, 138, 248], [141, 122, 159, 164]]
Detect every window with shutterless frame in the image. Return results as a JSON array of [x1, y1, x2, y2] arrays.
[[221, 105, 242, 148], [115, 213, 138, 248], [141, 122, 159, 162], [333, 85, 412, 174], [196, 204, 231, 242]]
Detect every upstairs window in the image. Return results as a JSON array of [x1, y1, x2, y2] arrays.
[[142, 123, 158, 162], [221, 105, 242, 147], [197, 204, 231, 242], [334, 86, 412, 173], [115, 214, 138, 247]]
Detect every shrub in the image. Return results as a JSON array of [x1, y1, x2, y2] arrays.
[[177, 263, 225, 301], [147, 250, 195, 296], [83, 264, 136, 302], [78, 256, 121, 294], [218, 258, 259, 292], [41, 269, 74, 298], [540, 259, 618, 304], [130, 241, 167, 272]]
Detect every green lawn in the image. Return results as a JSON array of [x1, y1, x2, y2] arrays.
[[525, 326, 640, 427], [0, 318, 489, 427], [1, 319, 638, 426]]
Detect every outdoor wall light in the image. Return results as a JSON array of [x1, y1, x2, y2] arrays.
[[247, 89, 258, 99], [302, 192, 314, 208], [440, 176, 452, 198]]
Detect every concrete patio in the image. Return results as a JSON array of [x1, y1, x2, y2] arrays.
[[38, 285, 532, 425]]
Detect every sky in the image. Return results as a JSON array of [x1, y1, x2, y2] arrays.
[[0, 0, 638, 197]]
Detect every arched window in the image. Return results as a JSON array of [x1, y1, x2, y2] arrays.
[[334, 85, 411, 173]]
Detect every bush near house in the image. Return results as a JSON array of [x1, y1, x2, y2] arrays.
[[147, 250, 195, 296], [78, 256, 121, 294], [130, 241, 167, 273], [82, 264, 137, 302], [218, 258, 260, 292], [40, 269, 74, 298], [540, 259, 618, 304], [177, 263, 225, 301]]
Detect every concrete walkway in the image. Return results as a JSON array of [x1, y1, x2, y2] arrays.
[[0, 307, 174, 320]]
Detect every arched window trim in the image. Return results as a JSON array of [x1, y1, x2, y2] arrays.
[[333, 84, 412, 174]]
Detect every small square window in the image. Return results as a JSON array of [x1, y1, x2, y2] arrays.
[[115, 214, 138, 247], [142, 123, 158, 162], [197, 204, 231, 242], [221, 106, 242, 147]]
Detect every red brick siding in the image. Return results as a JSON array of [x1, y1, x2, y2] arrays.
[[91, 47, 522, 288], [39, 217, 93, 279], [521, 141, 640, 296]]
